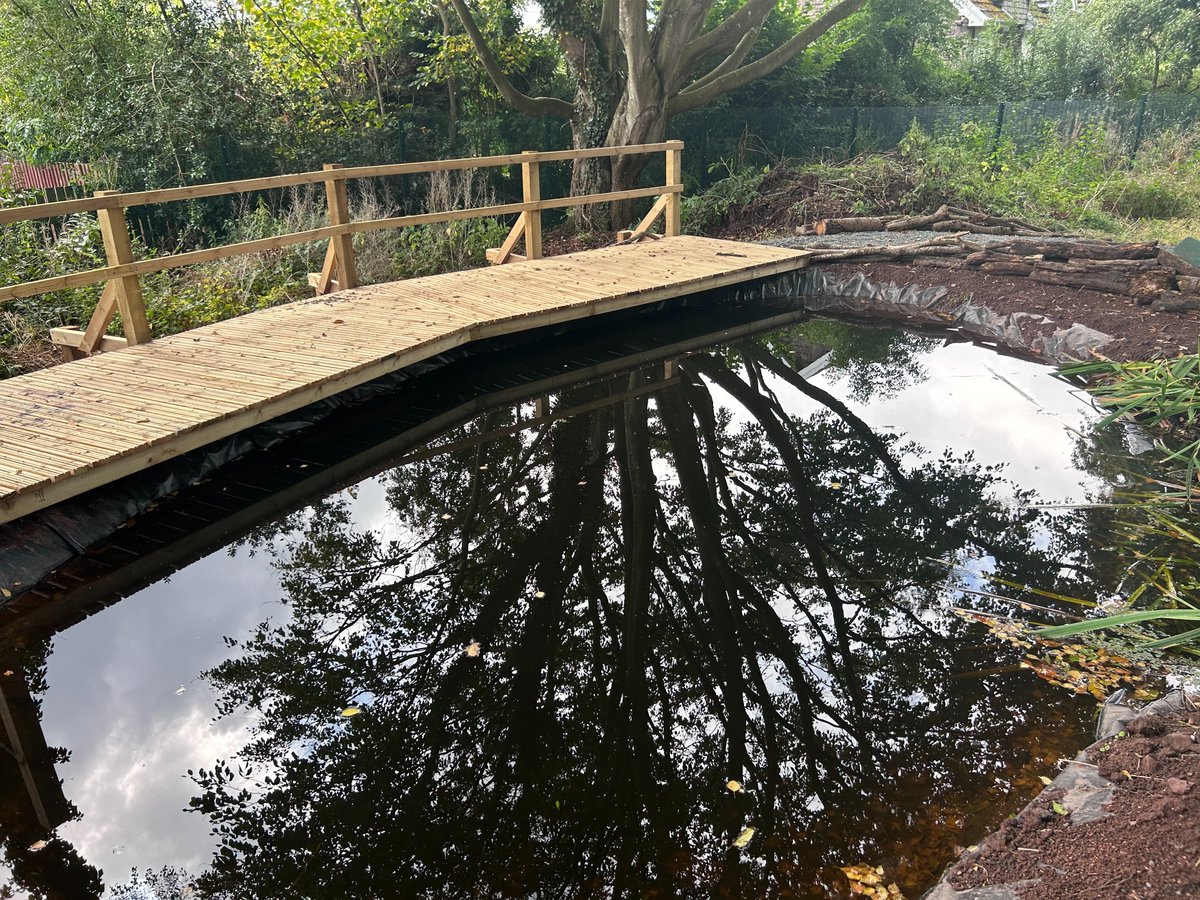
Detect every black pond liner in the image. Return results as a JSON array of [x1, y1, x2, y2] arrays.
[[0, 263, 1110, 622]]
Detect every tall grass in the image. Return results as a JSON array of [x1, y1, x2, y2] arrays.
[[1063, 353, 1200, 493], [0, 169, 510, 377]]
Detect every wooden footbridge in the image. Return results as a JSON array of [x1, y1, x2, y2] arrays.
[[0, 142, 809, 526]]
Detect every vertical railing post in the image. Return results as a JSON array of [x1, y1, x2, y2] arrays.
[[522, 151, 542, 260], [324, 164, 358, 290], [95, 190, 152, 346], [665, 141, 683, 237]]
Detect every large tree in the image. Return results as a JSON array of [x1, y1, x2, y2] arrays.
[[447, 0, 868, 217]]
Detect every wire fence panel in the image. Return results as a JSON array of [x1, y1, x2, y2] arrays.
[[673, 94, 1200, 186]]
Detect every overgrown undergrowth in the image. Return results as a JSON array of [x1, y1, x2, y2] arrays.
[[0, 173, 508, 378], [693, 121, 1200, 240]]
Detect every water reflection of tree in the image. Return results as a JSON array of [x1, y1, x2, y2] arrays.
[[191, 338, 1098, 899]]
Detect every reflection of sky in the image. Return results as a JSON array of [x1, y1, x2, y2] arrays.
[[11, 330, 1109, 895], [739, 341, 1104, 505], [37, 549, 285, 889]]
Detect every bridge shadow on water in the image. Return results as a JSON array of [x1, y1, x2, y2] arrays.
[[2, 297, 1132, 898]]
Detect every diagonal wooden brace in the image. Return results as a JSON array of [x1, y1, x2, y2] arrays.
[[616, 194, 671, 244], [78, 282, 119, 354], [487, 212, 528, 265]]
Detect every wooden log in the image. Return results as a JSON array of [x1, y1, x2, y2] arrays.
[[1150, 292, 1200, 313], [1160, 249, 1200, 277], [910, 256, 962, 268], [963, 251, 991, 267], [1178, 275, 1200, 294], [932, 220, 1014, 235], [815, 216, 891, 235], [1031, 265, 1130, 294], [980, 259, 1036, 276], [884, 205, 950, 231], [1130, 269, 1177, 298]]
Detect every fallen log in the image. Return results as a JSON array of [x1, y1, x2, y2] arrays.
[[1150, 292, 1200, 312], [980, 259, 1037, 276], [1129, 269, 1177, 299], [1178, 275, 1200, 294], [884, 205, 950, 231], [931, 220, 1015, 235], [1030, 265, 1131, 294], [814, 216, 897, 235], [999, 239, 1157, 261]]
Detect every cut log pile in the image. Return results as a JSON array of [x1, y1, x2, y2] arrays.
[[797, 204, 1052, 237], [805, 234, 1200, 312]]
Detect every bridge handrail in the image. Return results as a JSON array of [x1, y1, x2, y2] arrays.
[[0, 141, 685, 356]]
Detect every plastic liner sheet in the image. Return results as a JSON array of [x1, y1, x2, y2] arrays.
[[793, 267, 1113, 363]]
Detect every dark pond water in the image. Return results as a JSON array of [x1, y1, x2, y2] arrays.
[[2, 308, 1141, 898]]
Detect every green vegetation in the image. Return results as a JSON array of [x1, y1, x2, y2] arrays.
[[688, 119, 1200, 238], [1063, 353, 1200, 490]]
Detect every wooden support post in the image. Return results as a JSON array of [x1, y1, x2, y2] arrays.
[[522, 151, 542, 260], [534, 394, 550, 418], [95, 191, 152, 345], [323, 164, 358, 291], [664, 141, 683, 237]]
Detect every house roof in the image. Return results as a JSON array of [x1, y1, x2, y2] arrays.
[[951, 0, 1051, 27]]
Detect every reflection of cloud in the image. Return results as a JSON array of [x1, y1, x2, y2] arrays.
[[38, 547, 283, 889]]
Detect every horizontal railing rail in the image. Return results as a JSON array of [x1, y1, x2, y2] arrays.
[[0, 141, 685, 358]]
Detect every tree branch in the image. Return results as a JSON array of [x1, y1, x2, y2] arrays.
[[681, 0, 777, 74], [446, 0, 574, 119], [671, 0, 866, 116], [684, 19, 762, 94]]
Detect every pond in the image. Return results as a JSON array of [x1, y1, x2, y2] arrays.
[[1, 304, 1144, 898]]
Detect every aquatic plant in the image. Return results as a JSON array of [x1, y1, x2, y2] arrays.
[[1062, 351, 1200, 495]]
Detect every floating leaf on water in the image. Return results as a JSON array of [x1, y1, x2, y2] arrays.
[[829, 481, 842, 489], [841, 863, 905, 898], [1, 588, 10, 598], [441, 513, 453, 521], [731, 826, 755, 849], [175, 685, 187, 695], [2, 670, 13, 677], [28, 840, 47, 852], [726, 779, 743, 793], [341, 707, 361, 717], [1051, 800, 1067, 816], [464, 641, 481, 658], [533, 591, 546, 599], [1039, 775, 1054, 786]]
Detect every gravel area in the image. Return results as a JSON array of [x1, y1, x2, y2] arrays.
[[765, 230, 1072, 250]]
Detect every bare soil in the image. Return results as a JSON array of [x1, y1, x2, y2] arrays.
[[824, 262, 1200, 363], [947, 714, 1200, 900]]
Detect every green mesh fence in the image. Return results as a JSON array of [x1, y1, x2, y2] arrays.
[[672, 93, 1200, 186]]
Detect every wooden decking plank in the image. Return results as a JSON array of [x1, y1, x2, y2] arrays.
[[0, 236, 808, 523]]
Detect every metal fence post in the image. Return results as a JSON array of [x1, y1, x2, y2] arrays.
[[1131, 94, 1149, 160], [990, 102, 1007, 156]]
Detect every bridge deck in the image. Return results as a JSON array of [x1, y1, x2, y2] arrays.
[[0, 235, 808, 525]]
